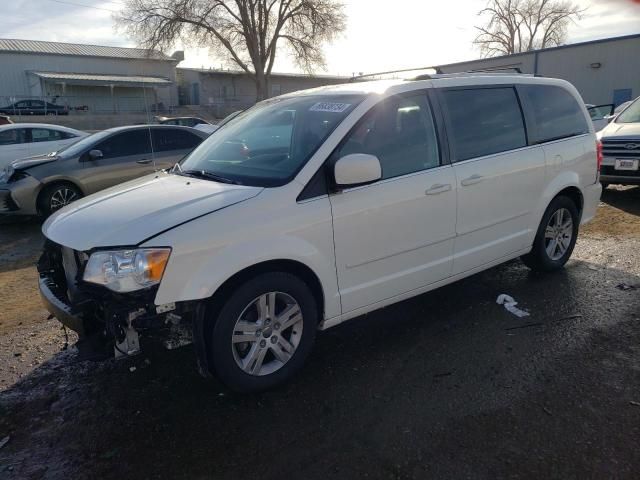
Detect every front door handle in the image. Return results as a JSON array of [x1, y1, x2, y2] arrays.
[[136, 159, 153, 164], [461, 174, 484, 186], [425, 183, 452, 195]]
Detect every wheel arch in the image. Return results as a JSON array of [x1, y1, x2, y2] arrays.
[[206, 259, 325, 325], [36, 179, 85, 213], [191, 259, 326, 378], [555, 185, 584, 217]]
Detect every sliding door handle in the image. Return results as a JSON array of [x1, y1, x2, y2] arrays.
[[461, 174, 484, 186], [425, 183, 452, 195]]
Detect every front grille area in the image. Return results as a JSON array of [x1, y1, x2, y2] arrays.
[[38, 242, 71, 303], [602, 139, 640, 159], [0, 190, 18, 212]]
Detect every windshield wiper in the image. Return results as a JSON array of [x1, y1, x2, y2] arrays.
[[182, 169, 242, 185]]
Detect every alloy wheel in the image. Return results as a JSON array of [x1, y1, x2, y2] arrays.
[[231, 291, 304, 376], [50, 187, 79, 211], [544, 207, 573, 261]]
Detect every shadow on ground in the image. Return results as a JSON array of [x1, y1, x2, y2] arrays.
[[1, 252, 639, 480], [601, 185, 640, 216]]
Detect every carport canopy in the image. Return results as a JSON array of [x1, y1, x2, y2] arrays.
[[30, 71, 173, 88]]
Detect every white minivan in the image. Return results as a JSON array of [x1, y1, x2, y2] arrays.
[[38, 74, 601, 391]]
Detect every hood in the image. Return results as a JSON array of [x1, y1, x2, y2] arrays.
[[600, 122, 640, 139], [43, 172, 263, 251], [11, 154, 58, 170]]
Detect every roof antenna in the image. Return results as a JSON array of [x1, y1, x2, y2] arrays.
[[140, 68, 157, 172]]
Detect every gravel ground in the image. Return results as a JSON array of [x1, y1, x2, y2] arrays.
[[0, 186, 639, 479]]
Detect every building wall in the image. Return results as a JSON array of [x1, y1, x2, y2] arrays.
[[436, 36, 640, 106], [177, 68, 348, 114], [0, 52, 178, 109]]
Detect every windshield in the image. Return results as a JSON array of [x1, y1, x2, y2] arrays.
[[54, 130, 111, 157], [616, 97, 640, 124], [178, 94, 364, 187]]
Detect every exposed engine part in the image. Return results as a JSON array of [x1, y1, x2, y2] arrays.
[[163, 323, 193, 350], [156, 302, 176, 314], [113, 309, 145, 358]]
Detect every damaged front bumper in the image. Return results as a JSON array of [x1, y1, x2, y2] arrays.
[[37, 241, 197, 359]]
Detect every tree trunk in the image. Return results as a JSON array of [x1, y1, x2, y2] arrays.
[[255, 71, 268, 101]]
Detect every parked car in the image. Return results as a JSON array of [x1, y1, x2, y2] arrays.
[[598, 95, 640, 186], [586, 103, 615, 131], [156, 116, 210, 128], [0, 114, 12, 125], [37, 75, 601, 392], [0, 123, 87, 169], [0, 125, 207, 216], [0, 100, 69, 116], [193, 110, 244, 135]]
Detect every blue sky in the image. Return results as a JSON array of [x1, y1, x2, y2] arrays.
[[1, 0, 639, 75]]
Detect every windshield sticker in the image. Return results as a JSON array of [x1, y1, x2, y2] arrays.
[[309, 102, 351, 113]]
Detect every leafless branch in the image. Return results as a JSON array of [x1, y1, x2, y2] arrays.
[[115, 0, 346, 99]]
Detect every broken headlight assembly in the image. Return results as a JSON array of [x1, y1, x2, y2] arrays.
[[83, 248, 171, 293]]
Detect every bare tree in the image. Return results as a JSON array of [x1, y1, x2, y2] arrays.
[[116, 0, 346, 100], [473, 0, 584, 57]]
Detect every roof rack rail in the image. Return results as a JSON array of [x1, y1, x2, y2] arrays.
[[466, 66, 523, 74], [349, 65, 532, 83], [349, 66, 437, 82]]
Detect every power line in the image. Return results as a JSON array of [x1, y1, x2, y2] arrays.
[[43, 0, 120, 13]]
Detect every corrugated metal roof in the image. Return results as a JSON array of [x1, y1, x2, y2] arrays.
[[32, 71, 173, 85], [0, 38, 174, 61], [178, 67, 348, 80]]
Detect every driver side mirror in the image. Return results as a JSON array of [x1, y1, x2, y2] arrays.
[[334, 153, 382, 188], [88, 149, 103, 160]]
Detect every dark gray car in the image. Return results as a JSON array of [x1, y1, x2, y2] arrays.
[[0, 125, 208, 216]]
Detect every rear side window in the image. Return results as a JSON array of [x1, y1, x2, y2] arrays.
[[442, 87, 527, 161], [152, 129, 202, 152], [520, 85, 589, 143], [94, 130, 152, 159], [30, 128, 75, 142], [0, 128, 27, 145], [336, 93, 440, 180]]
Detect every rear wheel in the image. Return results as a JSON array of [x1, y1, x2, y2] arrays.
[[38, 183, 83, 217], [209, 272, 317, 392], [521, 195, 579, 272]]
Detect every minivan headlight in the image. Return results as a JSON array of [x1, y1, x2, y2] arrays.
[[83, 248, 171, 293]]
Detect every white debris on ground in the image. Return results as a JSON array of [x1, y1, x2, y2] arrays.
[[496, 294, 530, 318]]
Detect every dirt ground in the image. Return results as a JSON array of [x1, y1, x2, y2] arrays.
[[0, 186, 639, 479]]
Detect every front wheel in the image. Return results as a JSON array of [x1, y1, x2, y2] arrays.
[[521, 195, 579, 272], [38, 183, 83, 217], [209, 272, 318, 392]]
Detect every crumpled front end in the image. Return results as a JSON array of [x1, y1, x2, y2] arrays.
[[37, 240, 196, 359]]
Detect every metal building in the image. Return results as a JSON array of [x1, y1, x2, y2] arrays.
[[176, 67, 348, 116], [0, 38, 183, 113], [435, 33, 640, 106]]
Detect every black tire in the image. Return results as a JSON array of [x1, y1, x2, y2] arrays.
[[209, 272, 318, 392], [38, 183, 83, 217], [521, 195, 580, 272]]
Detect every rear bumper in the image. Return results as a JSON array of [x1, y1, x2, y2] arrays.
[[581, 182, 602, 225], [599, 174, 640, 185]]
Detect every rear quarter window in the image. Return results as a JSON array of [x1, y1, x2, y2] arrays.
[[520, 85, 589, 143], [442, 87, 527, 161]]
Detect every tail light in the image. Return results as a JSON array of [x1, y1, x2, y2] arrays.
[[596, 140, 603, 173]]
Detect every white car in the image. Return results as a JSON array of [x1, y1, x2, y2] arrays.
[[38, 74, 601, 392], [0, 123, 87, 169]]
